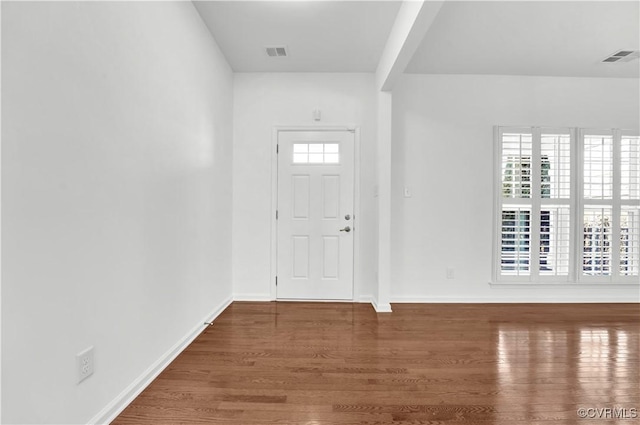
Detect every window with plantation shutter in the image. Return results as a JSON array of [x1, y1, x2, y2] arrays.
[[582, 206, 612, 276], [539, 133, 571, 277], [497, 128, 572, 280], [499, 131, 533, 276], [500, 207, 531, 276], [495, 127, 639, 284], [581, 131, 639, 281], [501, 132, 532, 199], [539, 206, 571, 276], [620, 206, 640, 276], [620, 136, 640, 276]]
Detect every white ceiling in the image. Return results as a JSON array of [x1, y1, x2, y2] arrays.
[[406, 1, 640, 78], [193, 1, 402, 72], [194, 1, 640, 78]]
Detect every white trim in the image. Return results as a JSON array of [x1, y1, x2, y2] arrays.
[[276, 298, 354, 303], [87, 296, 233, 425], [275, 125, 358, 132], [531, 127, 542, 281], [613, 129, 622, 280], [489, 281, 638, 287], [353, 128, 362, 305], [270, 128, 279, 301], [391, 296, 638, 303], [492, 126, 501, 283], [569, 128, 578, 283], [233, 293, 273, 302], [271, 126, 360, 302], [376, 91, 393, 311], [0, 2, 3, 421], [371, 299, 392, 313], [576, 128, 586, 282]]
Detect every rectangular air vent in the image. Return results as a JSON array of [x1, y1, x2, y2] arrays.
[[266, 46, 288, 57], [602, 50, 640, 63]]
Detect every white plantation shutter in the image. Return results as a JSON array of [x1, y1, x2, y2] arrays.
[[582, 206, 613, 276], [539, 206, 571, 276], [496, 127, 639, 283], [497, 128, 572, 281], [580, 131, 639, 281], [619, 135, 640, 277], [582, 133, 614, 278], [541, 134, 571, 198], [501, 133, 533, 199], [539, 133, 571, 277], [620, 206, 640, 276], [500, 206, 531, 276], [621, 136, 640, 200], [499, 130, 533, 277], [583, 135, 613, 200]]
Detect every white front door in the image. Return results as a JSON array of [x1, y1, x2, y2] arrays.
[[277, 130, 355, 300]]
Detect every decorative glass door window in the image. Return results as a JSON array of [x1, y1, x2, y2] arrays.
[[293, 143, 339, 164]]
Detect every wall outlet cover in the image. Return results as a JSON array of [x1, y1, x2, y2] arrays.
[[76, 346, 94, 383], [446, 268, 455, 279]]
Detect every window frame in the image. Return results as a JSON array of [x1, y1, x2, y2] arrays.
[[578, 129, 640, 283], [493, 126, 640, 284]]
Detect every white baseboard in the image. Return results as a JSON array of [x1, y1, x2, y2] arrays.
[[88, 295, 233, 425], [233, 293, 273, 301], [391, 296, 639, 303], [371, 299, 392, 312], [234, 294, 377, 303]]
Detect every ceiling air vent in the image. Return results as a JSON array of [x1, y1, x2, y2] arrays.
[[265, 46, 288, 57], [602, 50, 640, 63]]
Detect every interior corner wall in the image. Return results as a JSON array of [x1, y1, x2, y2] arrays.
[[391, 74, 640, 302], [232, 73, 377, 302], [1, 2, 233, 423]]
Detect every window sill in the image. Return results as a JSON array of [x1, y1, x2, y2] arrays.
[[489, 281, 640, 287]]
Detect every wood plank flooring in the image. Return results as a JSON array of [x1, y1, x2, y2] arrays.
[[112, 302, 640, 424]]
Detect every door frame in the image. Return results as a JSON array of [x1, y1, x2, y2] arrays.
[[270, 126, 361, 301]]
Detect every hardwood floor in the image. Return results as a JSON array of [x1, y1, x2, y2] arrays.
[[112, 302, 640, 424]]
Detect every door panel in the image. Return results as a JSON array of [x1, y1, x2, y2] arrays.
[[322, 236, 340, 279], [292, 175, 310, 218], [292, 236, 309, 278], [277, 130, 354, 300], [322, 175, 340, 218]]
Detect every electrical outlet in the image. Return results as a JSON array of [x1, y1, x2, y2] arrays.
[[404, 187, 412, 198], [76, 346, 94, 383], [446, 268, 455, 279]]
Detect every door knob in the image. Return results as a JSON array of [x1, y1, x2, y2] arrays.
[[339, 226, 351, 233]]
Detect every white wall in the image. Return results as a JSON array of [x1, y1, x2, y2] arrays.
[[391, 74, 640, 302], [1, 2, 233, 423], [232, 73, 377, 301]]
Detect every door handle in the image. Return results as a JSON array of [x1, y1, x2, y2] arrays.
[[339, 226, 351, 233]]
